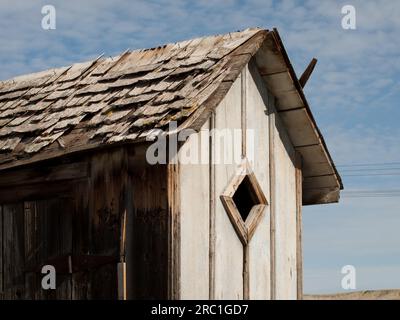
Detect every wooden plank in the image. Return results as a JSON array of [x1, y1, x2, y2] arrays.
[[243, 245, 250, 300], [72, 180, 90, 258], [88, 149, 128, 299], [269, 108, 276, 300], [128, 162, 169, 299], [275, 90, 303, 110], [90, 263, 118, 300], [167, 163, 180, 300], [246, 61, 271, 300], [298, 144, 335, 178], [123, 169, 134, 300], [72, 271, 89, 299], [278, 109, 320, 148], [262, 72, 295, 94], [220, 196, 248, 245], [24, 201, 37, 299], [303, 174, 339, 189], [302, 187, 340, 205], [209, 113, 216, 300], [295, 152, 303, 300], [34, 198, 73, 300], [0, 162, 88, 188], [117, 262, 127, 300], [241, 70, 247, 159], [179, 120, 210, 299], [2, 203, 25, 299], [71, 180, 90, 300], [118, 206, 127, 300], [299, 58, 317, 88], [0, 205, 2, 293], [273, 104, 298, 299], [254, 33, 287, 75], [89, 150, 126, 257], [213, 76, 243, 299]]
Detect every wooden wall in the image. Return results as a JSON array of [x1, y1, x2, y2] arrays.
[[0, 162, 87, 300], [0, 145, 170, 300], [178, 60, 300, 300]]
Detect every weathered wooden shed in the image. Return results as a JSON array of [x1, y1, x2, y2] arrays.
[[0, 28, 342, 300]]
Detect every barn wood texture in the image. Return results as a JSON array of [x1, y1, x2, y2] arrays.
[[0, 28, 343, 300]]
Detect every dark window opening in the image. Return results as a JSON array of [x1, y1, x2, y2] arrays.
[[232, 175, 261, 222]]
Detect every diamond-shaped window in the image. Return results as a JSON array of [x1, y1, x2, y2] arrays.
[[232, 175, 261, 222], [220, 161, 268, 245]]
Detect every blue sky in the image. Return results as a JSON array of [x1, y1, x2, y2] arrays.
[[1, 0, 399, 294]]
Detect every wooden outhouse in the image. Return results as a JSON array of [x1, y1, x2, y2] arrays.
[[0, 28, 342, 300]]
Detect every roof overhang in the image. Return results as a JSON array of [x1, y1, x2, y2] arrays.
[[253, 29, 343, 205], [179, 29, 343, 205]]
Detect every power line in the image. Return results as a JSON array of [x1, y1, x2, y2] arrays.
[[344, 189, 400, 193], [337, 162, 400, 167], [342, 173, 400, 177], [340, 167, 400, 172], [341, 189, 400, 198], [342, 195, 400, 198]]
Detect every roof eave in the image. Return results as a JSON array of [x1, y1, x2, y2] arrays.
[[271, 29, 343, 204]]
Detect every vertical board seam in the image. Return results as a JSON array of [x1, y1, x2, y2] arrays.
[[0, 205, 2, 294], [209, 112, 216, 300], [241, 69, 247, 160], [269, 105, 276, 300], [295, 152, 303, 300], [241, 68, 250, 300], [168, 163, 181, 299]]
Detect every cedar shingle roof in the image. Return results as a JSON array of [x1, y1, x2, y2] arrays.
[[0, 28, 261, 162]]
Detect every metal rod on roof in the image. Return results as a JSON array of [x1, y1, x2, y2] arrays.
[[299, 58, 318, 88]]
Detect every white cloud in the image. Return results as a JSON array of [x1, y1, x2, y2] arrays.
[[324, 125, 400, 165]]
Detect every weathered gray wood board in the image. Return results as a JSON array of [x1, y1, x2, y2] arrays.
[[0, 205, 2, 295], [179, 121, 210, 299], [127, 162, 169, 299], [272, 110, 298, 300], [245, 64, 271, 300], [214, 77, 244, 299], [0, 148, 117, 299], [2, 203, 25, 299]]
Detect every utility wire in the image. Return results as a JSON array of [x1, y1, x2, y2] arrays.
[[342, 173, 400, 177], [342, 195, 400, 198], [341, 189, 400, 198], [337, 162, 400, 167], [340, 167, 400, 172]]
